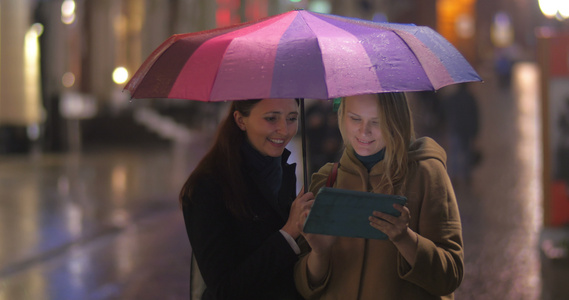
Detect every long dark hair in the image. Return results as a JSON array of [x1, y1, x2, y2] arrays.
[[179, 100, 262, 219]]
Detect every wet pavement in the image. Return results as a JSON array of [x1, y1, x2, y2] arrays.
[[0, 147, 196, 299], [452, 63, 543, 299], [1, 63, 569, 299]]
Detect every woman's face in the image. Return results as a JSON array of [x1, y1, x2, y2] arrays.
[[343, 94, 386, 156], [234, 98, 299, 157]]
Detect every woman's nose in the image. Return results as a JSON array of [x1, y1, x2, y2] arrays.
[[276, 119, 289, 134], [360, 121, 371, 135]]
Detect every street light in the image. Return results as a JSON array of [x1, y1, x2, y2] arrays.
[[539, 0, 569, 20]]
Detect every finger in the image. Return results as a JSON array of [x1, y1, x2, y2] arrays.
[[369, 217, 391, 232], [393, 203, 405, 213], [305, 199, 314, 208], [299, 200, 313, 214], [297, 186, 305, 197], [401, 205, 411, 217], [369, 216, 381, 226], [392, 204, 411, 219], [302, 192, 314, 201], [369, 215, 389, 227], [372, 211, 398, 224]]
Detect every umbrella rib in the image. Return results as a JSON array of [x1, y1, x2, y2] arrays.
[[386, 29, 439, 91], [125, 35, 180, 97], [298, 12, 330, 100], [386, 27, 471, 91]]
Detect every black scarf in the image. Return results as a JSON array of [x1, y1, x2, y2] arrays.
[[241, 141, 283, 200], [354, 148, 385, 171]]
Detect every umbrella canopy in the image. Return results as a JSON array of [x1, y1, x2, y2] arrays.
[[124, 10, 482, 188], [124, 10, 481, 101]]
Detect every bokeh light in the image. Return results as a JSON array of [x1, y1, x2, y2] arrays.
[[61, 0, 76, 24], [62, 72, 76, 88], [112, 67, 129, 85], [539, 0, 569, 19]]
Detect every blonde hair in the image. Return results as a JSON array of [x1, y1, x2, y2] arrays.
[[337, 93, 416, 194]]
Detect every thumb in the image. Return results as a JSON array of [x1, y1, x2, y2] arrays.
[[297, 186, 305, 197]]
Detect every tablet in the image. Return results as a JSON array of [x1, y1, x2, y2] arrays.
[[303, 187, 407, 240]]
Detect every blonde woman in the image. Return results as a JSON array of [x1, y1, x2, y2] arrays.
[[295, 93, 463, 299]]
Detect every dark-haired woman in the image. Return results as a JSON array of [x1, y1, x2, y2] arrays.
[[180, 98, 313, 300]]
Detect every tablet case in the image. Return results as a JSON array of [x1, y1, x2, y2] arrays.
[[303, 187, 407, 240]]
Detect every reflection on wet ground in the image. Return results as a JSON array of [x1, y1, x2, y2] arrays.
[[453, 63, 542, 299], [0, 143, 207, 299], [1, 63, 568, 299]]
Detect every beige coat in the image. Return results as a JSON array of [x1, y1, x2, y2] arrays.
[[295, 137, 463, 300]]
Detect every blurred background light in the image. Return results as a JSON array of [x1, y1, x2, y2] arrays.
[[27, 124, 41, 141], [31, 23, 44, 37], [62, 72, 76, 88], [61, 12, 76, 24], [24, 24, 43, 125], [539, 0, 569, 19], [456, 13, 475, 39], [61, 0, 76, 24], [559, 2, 569, 18], [61, 0, 76, 16], [491, 12, 514, 48], [112, 67, 129, 85], [308, 0, 331, 13]]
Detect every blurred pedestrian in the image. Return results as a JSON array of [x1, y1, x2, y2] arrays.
[[180, 98, 314, 300], [442, 84, 480, 186], [409, 91, 446, 142], [305, 100, 343, 175], [494, 44, 521, 89], [295, 93, 464, 299]]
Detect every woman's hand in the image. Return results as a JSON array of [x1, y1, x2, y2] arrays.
[[370, 204, 419, 265], [298, 200, 336, 286], [369, 204, 411, 242], [297, 197, 336, 254], [282, 188, 314, 239], [298, 206, 337, 254]]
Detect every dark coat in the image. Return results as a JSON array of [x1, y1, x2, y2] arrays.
[[182, 149, 303, 300]]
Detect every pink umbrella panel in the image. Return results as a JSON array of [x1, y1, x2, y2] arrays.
[[125, 10, 481, 102]]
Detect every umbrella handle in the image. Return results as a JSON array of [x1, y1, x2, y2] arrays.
[[298, 98, 309, 191]]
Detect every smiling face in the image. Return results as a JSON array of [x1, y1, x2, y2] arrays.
[[234, 98, 299, 157], [342, 94, 386, 156]]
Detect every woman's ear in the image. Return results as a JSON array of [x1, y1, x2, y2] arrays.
[[233, 111, 246, 131]]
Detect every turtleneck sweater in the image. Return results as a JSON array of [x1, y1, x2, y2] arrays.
[[354, 148, 385, 172]]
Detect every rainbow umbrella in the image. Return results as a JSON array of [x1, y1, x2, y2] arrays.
[[125, 10, 482, 186]]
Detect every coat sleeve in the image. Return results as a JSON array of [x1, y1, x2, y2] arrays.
[[397, 159, 464, 296], [294, 163, 334, 299], [183, 177, 299, 299]]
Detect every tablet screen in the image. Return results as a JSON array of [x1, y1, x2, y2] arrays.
[[303, 187, 407, 240]]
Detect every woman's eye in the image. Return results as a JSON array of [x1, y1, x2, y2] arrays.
[[287, 117, 298, 122], [350, 117, 361, 122], [265, 117, 277, 122]]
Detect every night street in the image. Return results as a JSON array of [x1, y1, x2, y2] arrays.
[[1, 63, 568, 299]]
